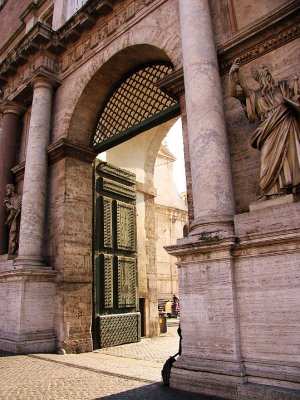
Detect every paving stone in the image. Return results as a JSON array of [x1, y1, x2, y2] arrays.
[[0, 320, 222, 400]]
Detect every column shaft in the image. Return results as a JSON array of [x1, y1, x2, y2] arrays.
[[16, 79, 53, 265], [179, 94, 194, 227], [0, 106, 23, 255], [179, 0, 235, 234]]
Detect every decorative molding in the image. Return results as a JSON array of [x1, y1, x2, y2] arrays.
[[57, 0, 160, 78], [103, 254, 114, 308], [116, 201, 136, 251], [11, 161, 25, 183], [96, 161, 136, 184], [3, 60, 60, 100], [0, 0, 161, 88], [218, 0, 300, 75], [102, 178, 136, 200], [47, 138, 96, 164], [0, 23, 53, 81], [156, 68, 184, 99], [0, 100, 27, 115], [1, 0, 298, 100], [103, 197, 113, 248], [117, 256, 136, 308]]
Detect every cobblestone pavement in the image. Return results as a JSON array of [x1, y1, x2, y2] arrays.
[[0, 320, 221, 400]]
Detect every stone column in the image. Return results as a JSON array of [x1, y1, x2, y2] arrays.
[[165, 2, 245, 398], [179, 0, 235, 236], [179, 94, 194, 227], [15, 78, 54, 266], [0, 103, 24, 255]]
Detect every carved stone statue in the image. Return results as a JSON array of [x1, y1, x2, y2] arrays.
[[3, 184, 22, 255], [229, 58, 300, 199]]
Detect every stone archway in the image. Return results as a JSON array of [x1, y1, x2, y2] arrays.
[[54, 45, 181, 353]]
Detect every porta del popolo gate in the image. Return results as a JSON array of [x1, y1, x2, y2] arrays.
[[0, 1, 300, 399]]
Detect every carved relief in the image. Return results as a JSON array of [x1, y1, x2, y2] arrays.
[[103, 254, 114, 308], [117, 256, 136, 308], [59, 0, 157, 77], [3, 184, 22, 255], [4, 54, 58, 99], [116, 201, 135, 251], [230, 59, 300, 199], [103, 197, 113, 248]]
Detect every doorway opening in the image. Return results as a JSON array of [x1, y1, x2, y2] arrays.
[[92, 62, 186, 349]]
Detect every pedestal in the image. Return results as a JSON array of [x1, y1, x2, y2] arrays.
[[0, 260, 57, 353], [167, 202, 300, 399], [166, 235, 246, 399]]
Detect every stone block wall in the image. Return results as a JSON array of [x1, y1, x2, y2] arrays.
[[47, 156, 94, 352], [0, 0, 31, 49], [234, 202, 300, 387]]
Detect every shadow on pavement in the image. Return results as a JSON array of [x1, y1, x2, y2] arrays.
[[95, 382, 221, 400], [0, 351, 17, 357]]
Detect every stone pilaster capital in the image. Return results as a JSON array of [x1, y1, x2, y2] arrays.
[[31, 70, 61, 91], [0, 100, 27, 116], [47, 138, 96, 164], [32, 78, 54, 91]]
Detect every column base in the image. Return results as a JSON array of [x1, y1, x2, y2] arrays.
[[14, 255, 47, 268], [189, 215, 234, 238], [170, 360, 246, 400], [170, 357, 300, 400], [170, 364, 300, 400]]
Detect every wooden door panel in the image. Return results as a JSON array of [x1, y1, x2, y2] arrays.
[[93, 160, 140, 348]]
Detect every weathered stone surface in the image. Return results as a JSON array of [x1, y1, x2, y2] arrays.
[[0, 264, 56, 353], [0, 0, 299, 399]]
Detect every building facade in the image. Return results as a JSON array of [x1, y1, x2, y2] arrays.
[[0, 0, 299, 399]]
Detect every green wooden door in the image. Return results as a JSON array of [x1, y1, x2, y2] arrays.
[[93, 160, 140, 349]]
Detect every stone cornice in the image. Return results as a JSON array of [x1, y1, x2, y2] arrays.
[[19, 0, 46, 23], [0, 0, 164, 89], [218, 0, 300, 75], [11, 161, 25, 183], [0, 1, 116, 85], [156, 68, 184, 99], [233, 230, 300, 258], [56, 0, 165, 78], [0, 100, 27, 115], [4, 62, 60, 101], [0, 23, 53, 82], [165, 236, 235, 259], [11, 139, 95, 182], [0, 0, 299, 98], [47, 138, 96, 164]]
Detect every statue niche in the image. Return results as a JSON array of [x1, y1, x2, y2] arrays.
[[229, 58, 300, 200], [3, 184, 22, 256]]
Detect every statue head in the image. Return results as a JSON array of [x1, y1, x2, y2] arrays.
[[251, 64, 275, 95], [6, 184, 16, 197]]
